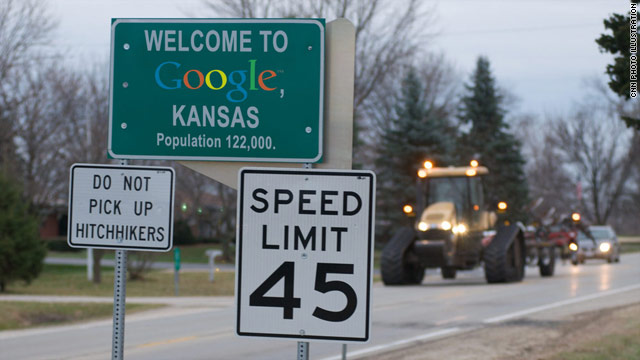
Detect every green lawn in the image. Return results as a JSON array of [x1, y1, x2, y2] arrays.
[[48, 243, 232, 264], [0, 301, 161, 331], [5, 265, 235, 297], [621, 242, 640, 254]]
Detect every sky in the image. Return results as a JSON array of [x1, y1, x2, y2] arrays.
[[48, 0, 628, 115]]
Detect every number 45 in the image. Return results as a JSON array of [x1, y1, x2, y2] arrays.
[[249, 262, 358, 322]]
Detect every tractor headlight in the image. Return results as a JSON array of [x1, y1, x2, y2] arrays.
[[452, 224, 467, 234], [569, 243, 578, 251], [599, 242, 611, 253], [418, 222, 428, 231], [440, 221, 452, 231]]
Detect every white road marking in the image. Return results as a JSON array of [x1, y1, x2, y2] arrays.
[[483, 283, 640, 324], [319, 327, 461, 360]]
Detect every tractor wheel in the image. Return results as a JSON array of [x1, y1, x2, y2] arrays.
[[404, 263, 426, 284], [441, 266, 457, 279], [538, 246, 556, 277], [381, 228, 422, 285], [484, 225, 525, 283]]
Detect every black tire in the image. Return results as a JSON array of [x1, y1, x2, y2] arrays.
[[484, 225, 525, 283], [607, 256, 613, 263], [381, 228, 422, 285], [404, 263, 426, 284], [538, 246, 556, 277], [441, 266, 457, 279]]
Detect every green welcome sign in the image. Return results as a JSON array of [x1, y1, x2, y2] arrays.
[[109, 19, 324, 162]]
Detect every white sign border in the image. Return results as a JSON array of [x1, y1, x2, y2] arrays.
[[235, 167, 375, 343], [67, 163, 175, 252], [107, 18, 325, 163]]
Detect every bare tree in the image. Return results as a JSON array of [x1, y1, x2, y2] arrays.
[[62, 63, 111, 166], [0, 0, 56, 174], [549, 104, 637, 225], [14, 63, 85, 207], [524, 127, 578, 217], [202, 0, 432, 164]]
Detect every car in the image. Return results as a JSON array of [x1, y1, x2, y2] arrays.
[[571, 225, 620, 264]]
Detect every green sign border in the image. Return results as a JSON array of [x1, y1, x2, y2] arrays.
[[108, 19, 324, 163]]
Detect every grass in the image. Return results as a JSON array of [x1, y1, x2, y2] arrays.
[[621, 242, 640, 254], [551, 314, 640, 360], [0, 301, 161, 331], [48, 243, 231, 264], [5, 265, 235, 297]]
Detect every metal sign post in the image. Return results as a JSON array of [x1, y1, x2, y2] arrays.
[[112, 249, 128, 360], [297, 341, 309, 360]]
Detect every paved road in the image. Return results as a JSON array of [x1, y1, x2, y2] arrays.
[[3, 253, 639, 360]]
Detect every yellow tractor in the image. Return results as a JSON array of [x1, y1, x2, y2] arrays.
[[381, 161, 555, 284]]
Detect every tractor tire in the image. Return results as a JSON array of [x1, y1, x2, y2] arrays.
[[441, 266, 457, 279], [538, 246, 556, 277], [484, 225, 525, 283], [381, 227, 423, 285], [404, 263, 426, 284]]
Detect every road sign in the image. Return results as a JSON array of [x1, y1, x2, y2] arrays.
[[236, 168, 376, 342], [109, 19, 324, 162], [68, 164, 175, 252]]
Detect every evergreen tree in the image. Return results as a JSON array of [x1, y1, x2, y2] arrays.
[[0, 171, 46, 292], [459, 56, 529, 222], [376, 67, 454, 239], [595, 10, 640, 130]]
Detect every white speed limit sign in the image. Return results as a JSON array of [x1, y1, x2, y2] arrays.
[[235, 168, 376, 342]]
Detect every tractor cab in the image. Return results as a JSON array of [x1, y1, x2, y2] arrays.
[[415, 163, 496, 239]]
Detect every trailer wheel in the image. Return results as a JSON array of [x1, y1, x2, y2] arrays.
[[538, 246, 556, 277], [381, 227, 422, 285], [441, 266, 457, 279], [484, 225, 525, 283]]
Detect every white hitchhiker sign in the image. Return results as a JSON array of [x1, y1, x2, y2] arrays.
[[68, 164, 175, 252], [236, 168, 376, 342]]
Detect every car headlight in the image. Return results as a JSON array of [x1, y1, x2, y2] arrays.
[[418, 222, 428, 231], [599, 242, 611, 252], [569, 243, 578, 251], [440, 221, 452, 231], [452, 224, 467, 234]]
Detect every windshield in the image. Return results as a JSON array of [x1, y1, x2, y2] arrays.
[[426, 177, 468, 221], [577, 228, 612, 240]]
